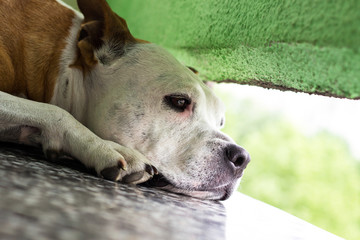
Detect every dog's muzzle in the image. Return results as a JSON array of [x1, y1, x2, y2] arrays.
[[142, 143, 250, 200]]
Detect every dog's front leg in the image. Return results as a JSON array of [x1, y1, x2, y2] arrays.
[[0, 92, 155, 184]]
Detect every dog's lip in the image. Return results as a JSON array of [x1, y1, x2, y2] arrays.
[[141, 173, 234, 200]]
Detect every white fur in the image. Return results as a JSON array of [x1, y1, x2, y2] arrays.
[[50, 12, 86, 121], [55, 0, 81, 17]]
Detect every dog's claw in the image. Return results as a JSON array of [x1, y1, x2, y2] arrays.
[[152, 165, 159, 175], [118, 158, 127, 171], [145, 164, 158, 176]]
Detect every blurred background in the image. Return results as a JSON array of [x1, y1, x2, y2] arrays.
[[63, 0, 360, 239], [215, 83, 360, 240]]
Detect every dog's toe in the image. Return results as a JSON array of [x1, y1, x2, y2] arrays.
[[100, 161, 123, 181], [121, 171, 145, 184], [45, 149, 63, 162]]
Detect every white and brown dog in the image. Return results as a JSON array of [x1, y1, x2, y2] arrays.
[[0, 0, 250, 200]]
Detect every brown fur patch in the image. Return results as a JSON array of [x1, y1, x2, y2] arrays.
[[0, 0, 74, 102], [73, 0, 138, 71]]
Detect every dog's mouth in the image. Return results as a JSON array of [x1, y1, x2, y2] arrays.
[[141, 173, 235, 200]]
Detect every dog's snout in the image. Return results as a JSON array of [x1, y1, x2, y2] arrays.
[[225, 144, 250, 169]]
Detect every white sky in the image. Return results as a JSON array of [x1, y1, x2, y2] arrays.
[[215, 83, 360, 159]]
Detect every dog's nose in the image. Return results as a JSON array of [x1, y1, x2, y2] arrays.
[[225, 144, 250, 169]]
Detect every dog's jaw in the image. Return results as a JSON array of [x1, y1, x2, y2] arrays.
[[142, 173, 241, 200]]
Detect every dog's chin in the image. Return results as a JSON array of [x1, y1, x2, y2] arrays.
[[141, 174, 237, 201]]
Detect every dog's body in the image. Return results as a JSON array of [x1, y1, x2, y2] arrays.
[[0, 0, 250, 200]]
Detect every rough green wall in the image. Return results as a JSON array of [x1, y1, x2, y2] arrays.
[[108, 0, 360, 99]]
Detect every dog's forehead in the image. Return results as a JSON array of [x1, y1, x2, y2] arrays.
[[107, 43, 225, 115], [111, 44, 197, 84]]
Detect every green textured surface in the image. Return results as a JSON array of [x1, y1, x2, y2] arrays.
[[108, 0, 360, 99]]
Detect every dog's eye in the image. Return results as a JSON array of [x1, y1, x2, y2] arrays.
[[164, 95, 191, 112]]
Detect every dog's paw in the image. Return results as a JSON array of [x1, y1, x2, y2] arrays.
[[93, 141, 157, 184], [42, 125, 156, 184]]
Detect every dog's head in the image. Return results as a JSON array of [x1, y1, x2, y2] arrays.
[[75, 0, 250, 200]]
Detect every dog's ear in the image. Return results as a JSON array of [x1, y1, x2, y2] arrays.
[[187, 66, 214, 88], [74, 0, 136, 69], [187, 66, 199, 75]]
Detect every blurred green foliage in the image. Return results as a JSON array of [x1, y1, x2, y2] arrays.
[[216, 86, 360, 240], [62, 0, 78, 10]]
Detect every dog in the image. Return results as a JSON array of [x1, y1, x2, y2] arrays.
[[0, 0, 250, 200]]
